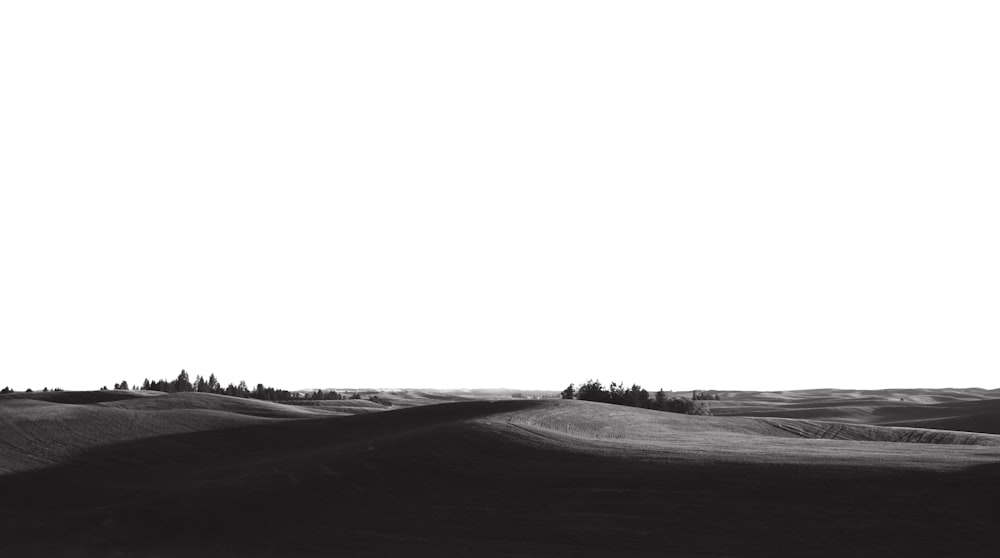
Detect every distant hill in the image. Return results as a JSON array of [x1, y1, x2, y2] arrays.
[[710, 387, 1000, 434]]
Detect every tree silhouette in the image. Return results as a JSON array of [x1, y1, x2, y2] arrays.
[[655, 389, 667, 410], [208, 373, 221, 394], [125, 373, 296, 402], [175, 370, 193, 392], [566, 379, 711, 416], [627, 384, 649, 408], [576, 380, 606, 402]]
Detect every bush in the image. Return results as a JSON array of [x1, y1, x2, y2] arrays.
[[664, 397, 712, 416]]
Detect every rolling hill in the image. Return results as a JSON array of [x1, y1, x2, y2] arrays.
[[2, 392, 999, 556], [710, 387, 1000, 434]]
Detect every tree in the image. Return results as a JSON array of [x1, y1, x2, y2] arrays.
[[607, 382, 627, 405], [665, 397, 712, 416], [576, 380, 606, 402], [150, 379, 171, 393], [1, 386, 10, 394], [252, 383, 266, 400], [565, 379, 711, 416], [312, 389, 343, 401], [655, 389, 667, 410], [561, 384, 575, 400], [114, 381, 129, 390], [692, 390, 722, 401], [627, 384, 650, 408], [208, 374, 221, 394], [174, 370, 193, 392]]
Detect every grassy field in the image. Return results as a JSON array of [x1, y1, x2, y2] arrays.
[[1, 389, 999, 556]]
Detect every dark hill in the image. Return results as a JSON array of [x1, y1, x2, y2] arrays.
[[2, 399, 999, 557]]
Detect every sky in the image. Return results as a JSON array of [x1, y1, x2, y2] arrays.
[[1, 1, 998, 392]]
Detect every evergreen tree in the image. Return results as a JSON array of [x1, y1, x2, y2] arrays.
[[560, 384, 575, 400], [175, 370, 193, 392]]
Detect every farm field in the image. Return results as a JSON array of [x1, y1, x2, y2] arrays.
[[2, 388, 999, 556]]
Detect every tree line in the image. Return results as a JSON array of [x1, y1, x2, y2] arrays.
[[121, 370, 363, 403], [2, 371, 387, 406], [560, 380, 715, 415], [2, 386, 62, 394], [108, 370, 297, 402]]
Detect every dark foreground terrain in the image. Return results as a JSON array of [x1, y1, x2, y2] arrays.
[[2, 389, 999, 557]]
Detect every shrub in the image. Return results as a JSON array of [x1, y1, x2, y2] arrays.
[[665, 397, 712, 416]]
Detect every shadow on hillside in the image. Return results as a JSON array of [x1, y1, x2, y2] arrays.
[[0, 390, 157, 405]]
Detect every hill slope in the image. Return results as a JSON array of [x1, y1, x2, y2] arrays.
[[2, 398, 999, 557], [710, 387, 1000, 434], [0, 391, 332, 474]]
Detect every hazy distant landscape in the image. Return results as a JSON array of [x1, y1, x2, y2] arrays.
[[3, 385, 1000, 557]]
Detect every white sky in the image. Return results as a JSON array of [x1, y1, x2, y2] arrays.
[[1, 1, 998, 392]]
